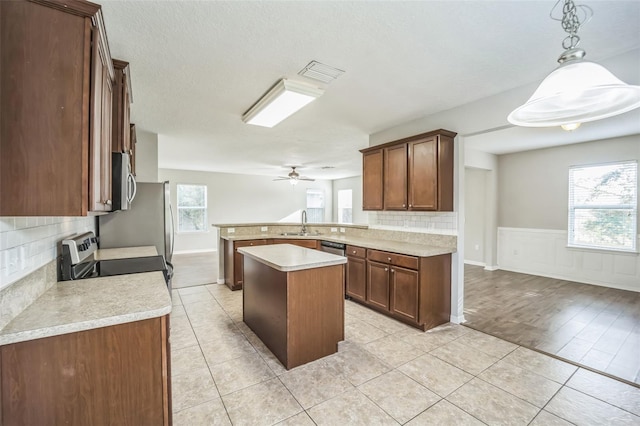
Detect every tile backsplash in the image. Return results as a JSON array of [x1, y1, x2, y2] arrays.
[[368, 211, 458, 234], [0, 217, 96, 289]]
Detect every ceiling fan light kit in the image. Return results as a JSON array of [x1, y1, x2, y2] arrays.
[[273, 166, 315, 185], [242, 79, 324, 128], [507, 0, 640, 130]]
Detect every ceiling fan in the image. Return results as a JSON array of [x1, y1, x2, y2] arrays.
[[273, 166, 315, 185]]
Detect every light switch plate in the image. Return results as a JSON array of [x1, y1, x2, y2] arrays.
[[340, 227, 345, 233], [261, 226, 268, 232], [228, 228, 235, 234]]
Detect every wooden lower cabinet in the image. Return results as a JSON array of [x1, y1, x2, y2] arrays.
[[362, 250, 451, 331], [224, 239, 267, 290], [346, 256, 366, 302], [1, 316, 171, 426]]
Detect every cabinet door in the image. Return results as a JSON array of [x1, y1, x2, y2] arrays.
[[234, 239, 268, 287], [366, 260, 390, 311], [346, 256, 366, 302], [89, 27, 113, 212], [408, 137, 438, 210], [362, 149, 384, 210], [390, 266, 420, 322], [383, 144, 408, 210]]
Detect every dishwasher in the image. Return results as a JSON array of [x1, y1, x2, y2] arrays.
[[320, 240, 346, 256]]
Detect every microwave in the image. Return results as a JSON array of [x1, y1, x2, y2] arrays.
[[112, 152, 137, 211]]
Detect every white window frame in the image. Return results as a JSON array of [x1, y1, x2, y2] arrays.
[[337, 189, 353, 224], [568, 160, 637, 253], [306, 189, 325, 223], [177, 184, 208, 233]]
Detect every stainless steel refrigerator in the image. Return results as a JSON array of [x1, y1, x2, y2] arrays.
[[98, 181, 174, 263]]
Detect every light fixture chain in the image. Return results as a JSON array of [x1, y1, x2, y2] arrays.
[[561, 0, 581, 49]]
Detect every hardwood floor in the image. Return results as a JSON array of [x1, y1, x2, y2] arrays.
[[464, 265, 640, 386], [171, 252, 218, 289]]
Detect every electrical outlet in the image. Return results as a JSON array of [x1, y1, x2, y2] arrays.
[[474, 244, 480, 251], [331, 227, 337, 233], [261, 226, 268, 232], [340, 227, 345, 233], [228, 228, 235, 234]]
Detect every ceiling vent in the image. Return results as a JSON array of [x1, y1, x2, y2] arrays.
[[298, 61, 345, 84]]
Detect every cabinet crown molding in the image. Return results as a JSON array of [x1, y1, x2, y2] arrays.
[[360, 129, 457, 153]]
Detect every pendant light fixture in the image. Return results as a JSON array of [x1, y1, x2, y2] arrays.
[[508, 0, 640, 129]]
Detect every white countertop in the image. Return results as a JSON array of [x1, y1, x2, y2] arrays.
[[238, 244, 347, 272], [0, 246, 171, 346]]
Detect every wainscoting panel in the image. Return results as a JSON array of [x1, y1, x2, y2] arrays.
[[497, 227, 640, 292]]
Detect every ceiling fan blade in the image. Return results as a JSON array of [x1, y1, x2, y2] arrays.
[[273, 177, 290, 181], [300, 177, 315, 181]]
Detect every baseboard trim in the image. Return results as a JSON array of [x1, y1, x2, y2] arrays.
[[216, 279, 225, 284], [484, 265, 499, 271], [464, 260, 485, 267], [173, 249, 217, 255], [450, 314, 465, 324]]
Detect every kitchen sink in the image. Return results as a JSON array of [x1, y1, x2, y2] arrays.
[[279, 232, 320, 236]]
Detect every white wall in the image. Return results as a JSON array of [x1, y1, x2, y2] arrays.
[[135, 128, 159, 183], [158, 168, 333, 253], [465, 168, 486, 265], [332, 176, 366, 224]]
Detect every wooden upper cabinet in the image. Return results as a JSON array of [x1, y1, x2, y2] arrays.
[[360, 129, 456, 212], [0, 0, 115, 216], [362, 149, 384, 210], [383, 144, 408, 210], [112, 60, 132, 153]]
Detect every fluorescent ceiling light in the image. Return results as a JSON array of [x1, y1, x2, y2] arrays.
[[508, 0, 640, 129], [242, 79, 324, 128]]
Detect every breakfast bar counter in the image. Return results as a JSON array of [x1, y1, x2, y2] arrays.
[[238, 244, 347, 369]]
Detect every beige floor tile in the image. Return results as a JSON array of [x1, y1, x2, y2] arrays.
[[222, 378, 302, 425], [171, 344, 209, 377], [171, 367, 220, 412], [529, 410, 574, 426], [323, 344, 391, 386], [200, 333, 257, 366], [566, 368, 640, 416], [358, 370, 441, 424], [446, 378, 539, 425], [546, 387, 640, 425], [405, 400, 484, 425], [397, 323, 469, 352], [307, 389, 398, 425], [501, 346, 577, 384], [363, 335, 425, 367], [180, 291, 216, 305], [192, 320, 243, 343], [173, 398, 231, 426], [455, 329, 519, 358], [357, 310, 414, 334], [276, 411, 315, 425], [430, 340, 500, 375], [398, 354, 473, 397], [279, 359, 354, 409], [478, 360, 562, 408], [186, 308, 230, 329], [172, 291, 183, 305], [344, 316, 388, 344], [171, 304, 187, 317], [178, 286, 212, 296], [209, 352, 275, 395], [170, 317, 199, 350]]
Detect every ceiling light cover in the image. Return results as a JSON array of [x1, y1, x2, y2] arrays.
[[299, 60, 345, 84], [242, 79, 324, 128], [508, 61, 640, 127], [507, 0, 640, 128]]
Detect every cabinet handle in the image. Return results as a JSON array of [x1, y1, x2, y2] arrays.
[[387, 257, 391, 261], [403, 204, 406, 207], [409, 204, 412, 207], [105, 199, 112, 206], [250, 243, 253, 246], [352, 250, 356, 254], [384, 268, 388, 272], [391, 269, 395, 273]]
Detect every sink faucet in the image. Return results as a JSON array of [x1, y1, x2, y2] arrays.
[[301, 210, 307, 234]]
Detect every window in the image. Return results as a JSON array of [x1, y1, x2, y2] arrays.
[[338, 189, 353, 224], [177, 184, 207, 232], [568, 161, 637, 252], [306, 189, 324, 223]]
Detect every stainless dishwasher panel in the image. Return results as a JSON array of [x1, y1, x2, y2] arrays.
[[320, 241, 346, 256]]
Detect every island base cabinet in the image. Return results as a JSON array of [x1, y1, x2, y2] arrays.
[[1, 316, 171, 426], [243, 257, 344, 370]]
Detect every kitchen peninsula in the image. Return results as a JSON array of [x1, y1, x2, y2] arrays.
[[239, 244, 347, 369]]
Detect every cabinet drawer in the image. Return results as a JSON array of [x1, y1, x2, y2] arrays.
[[367, 249, 418, 270], [346, 245, 366, 258], [234, 239, 267, 250]]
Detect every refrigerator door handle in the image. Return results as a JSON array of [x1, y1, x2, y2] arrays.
[[169, 203, 175, 259]]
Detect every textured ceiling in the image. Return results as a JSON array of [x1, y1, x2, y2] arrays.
[[100, 1, 640, 179]]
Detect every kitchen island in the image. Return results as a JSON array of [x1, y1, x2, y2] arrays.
[[238, 244, 347, 370]]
